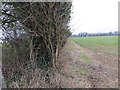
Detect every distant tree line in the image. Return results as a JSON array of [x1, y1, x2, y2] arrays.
[[71, 31, 120, 37]]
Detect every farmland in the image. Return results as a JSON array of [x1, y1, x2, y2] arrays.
[[70, 36, 118, 47], [56, 36, 118, 88], [70, 36, 118, 56]]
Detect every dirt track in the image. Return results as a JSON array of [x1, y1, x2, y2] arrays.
[[0, 41, 118, 88], [57, 40, 118, 88]]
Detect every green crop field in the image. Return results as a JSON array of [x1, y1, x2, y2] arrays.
[[70, 36, 118, 47], [70, 36, 118, 56], [0, 43, 2, 46]]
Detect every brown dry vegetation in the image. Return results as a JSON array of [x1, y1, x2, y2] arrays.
[[56, 40, 118, 88], [6, 40, 118, 88]]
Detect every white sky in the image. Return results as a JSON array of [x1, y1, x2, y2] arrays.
[[0, 1, 119, 36], [70, 0, 120, 34]]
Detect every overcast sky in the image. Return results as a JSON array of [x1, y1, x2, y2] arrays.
[[0, 1, 119, 37], [70, 0, 120, 34]]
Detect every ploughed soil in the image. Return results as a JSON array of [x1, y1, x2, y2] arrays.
[[56, 40, 118, 88]]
